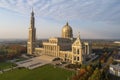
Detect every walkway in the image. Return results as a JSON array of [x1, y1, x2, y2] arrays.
[[16, 55, 55, 69]]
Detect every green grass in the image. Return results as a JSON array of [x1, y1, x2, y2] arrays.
[[0, 64, 75, 80], [0, 62, 14, 69]]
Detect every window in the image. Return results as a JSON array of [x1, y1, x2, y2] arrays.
[[73, 48, 76, 54], [65, 54, 67, 57], [77, 57, 79, 61], [77, 49, 79, 54]]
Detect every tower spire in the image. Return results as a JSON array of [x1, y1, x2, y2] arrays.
[[31, 7, 34, 16], [27, 8, 36, 55], [30, 8, 35, 28]]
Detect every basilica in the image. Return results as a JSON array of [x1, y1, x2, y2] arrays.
[[27, 10, 91, 64]]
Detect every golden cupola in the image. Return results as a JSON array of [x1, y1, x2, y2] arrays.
[[62, 22, 73, 38]]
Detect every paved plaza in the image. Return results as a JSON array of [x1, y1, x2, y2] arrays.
[[16, 55, 55, 69]]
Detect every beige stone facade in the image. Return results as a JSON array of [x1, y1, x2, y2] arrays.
[[27, 11, 91, 64]]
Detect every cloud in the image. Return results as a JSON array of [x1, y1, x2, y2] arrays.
[[0, 0, 120, 23]]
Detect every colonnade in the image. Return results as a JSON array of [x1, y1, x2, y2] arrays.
[[44, 45, 59, 57]]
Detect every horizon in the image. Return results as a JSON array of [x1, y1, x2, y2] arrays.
[[0, 38, 120, 41], [0, 0, 120, 39]]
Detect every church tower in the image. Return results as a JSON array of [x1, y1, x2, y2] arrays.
[[27, 10, 36, 55]]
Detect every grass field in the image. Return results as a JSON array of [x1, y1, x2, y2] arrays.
[[0, 62, 14, 69], [0, 64, 75, 80]]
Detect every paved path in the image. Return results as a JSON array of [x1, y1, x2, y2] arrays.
[[0, 66, 18, 74], [0, 55, 56, 73], [16, 55, 55, 69]]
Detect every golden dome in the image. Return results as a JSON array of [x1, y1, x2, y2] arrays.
[[62, 22, 73, 38]]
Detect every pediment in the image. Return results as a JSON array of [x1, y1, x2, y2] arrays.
[[72, 38, 82, 46]]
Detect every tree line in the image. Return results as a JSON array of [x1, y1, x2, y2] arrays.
[[0, 44, 26, 61]]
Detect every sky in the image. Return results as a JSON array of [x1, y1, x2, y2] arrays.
[[0, 0, 120, 39]]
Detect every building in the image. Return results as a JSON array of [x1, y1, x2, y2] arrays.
[[109, 51, 120, 77], [27, 10, 91, 64], [109, 63, 120, 77]]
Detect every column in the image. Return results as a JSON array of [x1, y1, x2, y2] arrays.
[[85, 45, 87, 55], [87, 45, 89, 55], [84, 45, 86, 54], [54, 46, 55, 56]]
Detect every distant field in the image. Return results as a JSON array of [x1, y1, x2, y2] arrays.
[[0, 64, 75, 80]]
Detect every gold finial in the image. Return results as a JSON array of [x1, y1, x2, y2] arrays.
[[66, 22, 69, 26]]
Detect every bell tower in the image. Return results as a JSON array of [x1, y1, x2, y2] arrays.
[[27, 10, 36, 55]]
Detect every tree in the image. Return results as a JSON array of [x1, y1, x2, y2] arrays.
[[89, 68, 101, 80]]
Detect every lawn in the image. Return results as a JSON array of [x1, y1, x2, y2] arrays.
[[0, 62, 15, 69], [0, 64, 75, 80]]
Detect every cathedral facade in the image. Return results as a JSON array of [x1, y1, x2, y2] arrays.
[[27, 11, 91, 64]]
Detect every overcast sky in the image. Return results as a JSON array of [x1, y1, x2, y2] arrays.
[[0, 0, 120, 39]]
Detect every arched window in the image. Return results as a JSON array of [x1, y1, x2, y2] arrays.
[[74, 56, 76, 60], [73, 48, 76, 54], [77, 49, 79, 54], [77, 57, 79, 61]]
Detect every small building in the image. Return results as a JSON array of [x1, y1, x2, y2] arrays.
[[109, 51, 120, 77], [109, 63, 120, 77]]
